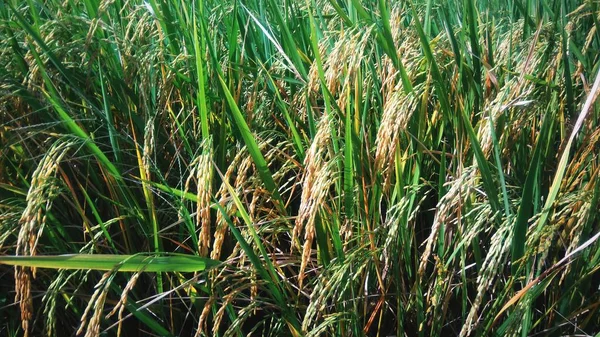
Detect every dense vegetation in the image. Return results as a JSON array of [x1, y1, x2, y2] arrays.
[[1, 0, 599, 336]]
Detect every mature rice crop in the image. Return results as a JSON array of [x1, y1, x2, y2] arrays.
[[1, 0, 599, 336]]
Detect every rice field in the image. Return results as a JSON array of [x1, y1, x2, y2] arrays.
[[1, 0, 599, 336]]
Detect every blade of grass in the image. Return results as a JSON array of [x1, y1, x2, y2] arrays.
[[98, 65, 122, 164], [465, 0, 482, 111], [560, 0, 575, 119], [193, 0, 210, 140], [0, 254, 219, 272]]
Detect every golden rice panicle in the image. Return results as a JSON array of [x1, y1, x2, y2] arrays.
[[197, 137, 213, 257], [196, 297, 215, 337], [77, 271, 113, 337], [418, 170, 474, 277], [105, 271, 142, 337], [294, 114, 336, 289], [15, 141, 72, 337], [375, 87, 422, 188], [379, 7, 422, 97], [460, 220, 512, 337], [197, 268, 231, 337], [306, 38, 329, 96], [212, 290, 238, 336], [211, 149, 246, 261], [303, 26, 373, 117], [323, 28, 373, 108]]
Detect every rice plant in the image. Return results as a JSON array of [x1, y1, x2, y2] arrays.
[[1, 0, 599, 336]]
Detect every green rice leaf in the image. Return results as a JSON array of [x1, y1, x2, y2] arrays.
[[0, 254, 219, 273]]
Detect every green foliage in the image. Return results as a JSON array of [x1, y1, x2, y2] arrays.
[[0, 254, 218, 272], [1, 0, 599, 336]]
